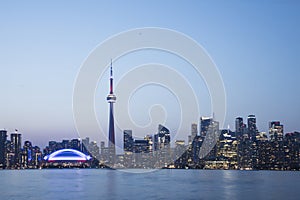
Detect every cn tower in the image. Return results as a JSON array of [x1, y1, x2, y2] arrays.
[[107, 60, 116, 164]]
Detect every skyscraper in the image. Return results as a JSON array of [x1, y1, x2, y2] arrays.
[[199, 118, 219, 160], [154, 124, 170, 150], [247, 115, 257, 141], [235, 117, 244, 133], [235, 117, 247, 141], [154, 124, 171, 167], [11, 131, 22, 167], [200, 117, 212, 137], [123, 130, 133, 153], [0, 130, 7, 168], [191, 122, 202, 164], [269, 121, 284, 169], [106, 61, 116, 164], [23, 141, 32, 168]]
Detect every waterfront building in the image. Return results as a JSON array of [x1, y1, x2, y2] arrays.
[[154, 124, 171, 168], [43, 148, 92, 168], [11, 131, 22, 168], [124, 130, 134, 153], [199, 118, 219, 160], [284, 132, 300, 170], [269, 121, 284, 142], [154, 124, 171, 150], [216, 129, 238, 169], [269, 121, 284, 170], [0, 130, 7, 168], [21, 141, 32, 168], [256, 132, 271, 170]]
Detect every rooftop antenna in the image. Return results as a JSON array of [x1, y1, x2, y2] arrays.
[[110, 59, 113, 77], [109, 59, 114, 94]]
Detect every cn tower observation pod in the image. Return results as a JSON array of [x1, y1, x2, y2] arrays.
[[43, 149, 92, 162]]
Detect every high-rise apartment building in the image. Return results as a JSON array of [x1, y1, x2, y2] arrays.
[[123, 130, 134, 153], [11, 131, 22, 167]]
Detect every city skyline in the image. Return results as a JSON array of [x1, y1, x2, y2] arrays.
[[1, 113, 299, 170], [1, 113, 299, 149], [1, 1, 300, 148]]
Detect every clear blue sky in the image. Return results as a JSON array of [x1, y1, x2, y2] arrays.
[[1, 1, 299, 148]]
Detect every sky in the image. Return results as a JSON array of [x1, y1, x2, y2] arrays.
[[0, 1, 299, 149]]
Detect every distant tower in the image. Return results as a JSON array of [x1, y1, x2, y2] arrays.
[[107, 60, 117, 164]]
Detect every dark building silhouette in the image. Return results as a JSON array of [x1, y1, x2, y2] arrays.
[[235, 117, 244, 134], [133, 140, 150, 153], [124, 130, 134, 153], [0, 130, 7, 168], [191, 123, 202, 164], [61, 140, 70, 149], [81, 137, 90, 154], [71, 139, 81, 151]]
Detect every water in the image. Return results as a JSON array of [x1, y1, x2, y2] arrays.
[[0, 169, 299, 200]]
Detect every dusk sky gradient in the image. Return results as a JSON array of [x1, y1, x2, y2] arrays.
[[1, 1, 299, 148]]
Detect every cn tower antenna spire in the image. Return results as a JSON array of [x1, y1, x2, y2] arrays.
[[110, 59, 113, 77], [109, 59, 114, 94]]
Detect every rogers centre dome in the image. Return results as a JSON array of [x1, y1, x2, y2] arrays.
[[43, 149, 92, 162]]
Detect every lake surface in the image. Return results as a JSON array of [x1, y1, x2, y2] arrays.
[[0, 169, 299, 200]]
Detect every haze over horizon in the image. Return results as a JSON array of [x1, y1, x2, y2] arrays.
[[1, 1, 299, 148]]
